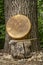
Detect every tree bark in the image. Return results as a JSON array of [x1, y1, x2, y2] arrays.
[[4, 0, 39, 53]]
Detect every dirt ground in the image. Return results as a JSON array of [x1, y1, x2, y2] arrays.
[[0, 50, 43, 65]]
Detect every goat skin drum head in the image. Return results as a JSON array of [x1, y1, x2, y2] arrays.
[[6, 15, 31, 39]]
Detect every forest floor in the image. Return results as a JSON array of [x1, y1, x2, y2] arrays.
[[0, 49, 43, 65]]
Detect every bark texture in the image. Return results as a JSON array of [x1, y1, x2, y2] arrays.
[[4, 0, 39, 54]]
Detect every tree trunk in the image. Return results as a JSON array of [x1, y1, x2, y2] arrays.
[[4, 0, 39, 53]]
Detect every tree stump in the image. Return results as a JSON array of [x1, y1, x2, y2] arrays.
[[4, 0, 40, 58]]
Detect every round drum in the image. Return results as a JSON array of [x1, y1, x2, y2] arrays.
[[6, 15, 31, 39]]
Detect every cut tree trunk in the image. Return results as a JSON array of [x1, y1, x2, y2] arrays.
[[4, 0, 40, 54]]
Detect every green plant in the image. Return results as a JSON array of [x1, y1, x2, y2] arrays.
[[0, 0, 5, 40], [38, 0, 43, 48]]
